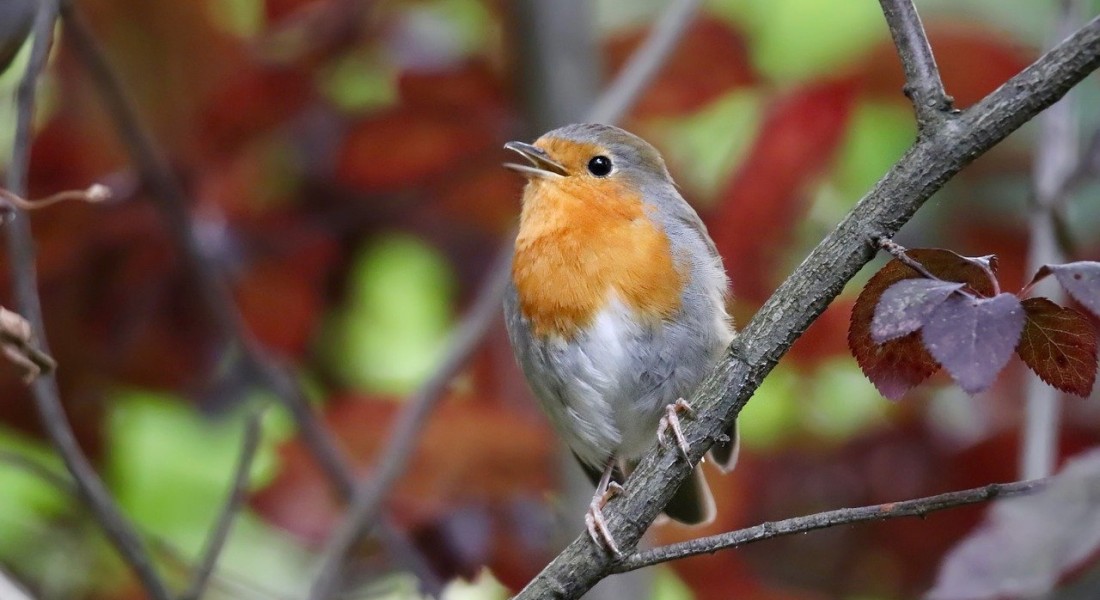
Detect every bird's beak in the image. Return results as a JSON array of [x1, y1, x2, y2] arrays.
[[503, 141, 568, 179]]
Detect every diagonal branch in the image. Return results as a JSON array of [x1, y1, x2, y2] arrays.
[[613, 479, 1044, 570], [1, 1, 171, 598], [58, 1, 356, 500], [306, 1, 706, 595], [877, 0, 954, 125], [180, 408, 265, 600], [516, 14, 1100, 600]]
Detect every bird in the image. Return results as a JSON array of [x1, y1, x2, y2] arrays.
[[501, 123, 738, 555]]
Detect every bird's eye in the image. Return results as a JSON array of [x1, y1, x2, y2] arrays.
[[587, 155, 613, 177]]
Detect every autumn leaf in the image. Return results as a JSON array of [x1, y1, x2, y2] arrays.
[[849, 248, 997, 400], [921, 292, 1025, 395], [1016, 297, 1098, 397]]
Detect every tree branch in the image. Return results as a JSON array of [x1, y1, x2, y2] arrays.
[[1, 2, 171, 598], [180, 408, 265, 600], [58, 2, 356, 500], [515, 14, 1100, 600], [613, 479, 1044, 571], [877, 0, 954, 125]]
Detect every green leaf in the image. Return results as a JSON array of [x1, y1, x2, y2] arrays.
[[323, 234, 454, 394], [0, 427, 71, 558], [737, 363, 800, 451], [106, 390, 280, 553]]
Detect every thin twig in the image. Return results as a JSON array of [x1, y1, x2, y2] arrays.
[[1021, 0, 1083, 480], [0, 184, 110, 212], [58, 2, 356, 499], [1, 2, 172, 598], [0, 306, 56, 381], [0, 451, 292, 600], [181, 408, 266, 600], [877, 0, 954, 125], [587, 0, 702, 124], [307, 0, 705, 594], [516, 15, 1100, 600], [58, 3, 442, 588], [876, 237, 939, 280], [613, 479, 1045, 570]]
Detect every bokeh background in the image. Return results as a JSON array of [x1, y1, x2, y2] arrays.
[[2, 0, 1100, 598]]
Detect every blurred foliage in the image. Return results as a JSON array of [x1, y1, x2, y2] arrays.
[[0, 0, 1098, 598]]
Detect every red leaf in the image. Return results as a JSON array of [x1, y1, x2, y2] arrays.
[[1017, 297, 1098, 397], [849, 249, 998, 400], [921, 292, 1025, 395], [335, 107, 496, 192], [199, 64, 313, 157], [706, 78, 858, 302], [604, 18, 756, 118]]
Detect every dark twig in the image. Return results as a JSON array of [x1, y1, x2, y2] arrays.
[[307, 0, 705, 594], [0, 306, 57, 381], [877, 0, 954, 125], [516, 15, 1100, 600], [181, 408, 266, 600], [59, 3, 442, 588], [58, 2, 355, 499], [0, 451, 292, 600], [2, 2, 171, 598], [614, 480, 1044, 570], [876, 238, 939, 280]]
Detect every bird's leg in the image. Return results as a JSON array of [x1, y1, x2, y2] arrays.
[[584, 459, 624, 556], [657, 398, 694, 461]]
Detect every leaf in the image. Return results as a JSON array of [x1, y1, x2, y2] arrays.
[[871, 279, 965, 343], [927, 448, 1100, 599], [1039, 262, 1100, 319], [849, 249, 997, 400], [1016, 298, 1098, 397], [921, 293, 1025, 395]]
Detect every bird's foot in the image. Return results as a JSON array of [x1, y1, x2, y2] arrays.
[[657, 398, 694, 461], [584, 481, 624, 556]]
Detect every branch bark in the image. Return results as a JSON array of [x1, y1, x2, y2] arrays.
[[614, 479, 1044, 570], [516, 14, 1100, 600], [877, 0, 953, 125], [2, 1, 171, 598]]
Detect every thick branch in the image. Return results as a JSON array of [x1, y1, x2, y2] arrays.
[[2, 2, 171, 598], [516, 15, 1100, 600], [614, 479, 1044, 570], [877, 0, 953, 124]]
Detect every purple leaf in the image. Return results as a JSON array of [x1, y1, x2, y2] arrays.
[[1043, 262, 1100, 318], [927, 449, 1100, 599], [871, 279, 965, 343], [921, 293, 1025, 394]]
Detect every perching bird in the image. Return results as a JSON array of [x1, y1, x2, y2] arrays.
[[502, 123, 738, 555]]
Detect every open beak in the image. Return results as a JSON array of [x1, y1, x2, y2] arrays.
[[503, 141, 567, 179]]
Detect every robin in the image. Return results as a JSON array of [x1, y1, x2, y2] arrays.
[[502, 123, 738, 555]]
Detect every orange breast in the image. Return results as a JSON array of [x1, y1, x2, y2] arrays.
[[512, 177, 684, 338]]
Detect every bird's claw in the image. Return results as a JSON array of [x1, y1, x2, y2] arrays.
[[585, 481, 624, 556], [657, 398, 694, 461]]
